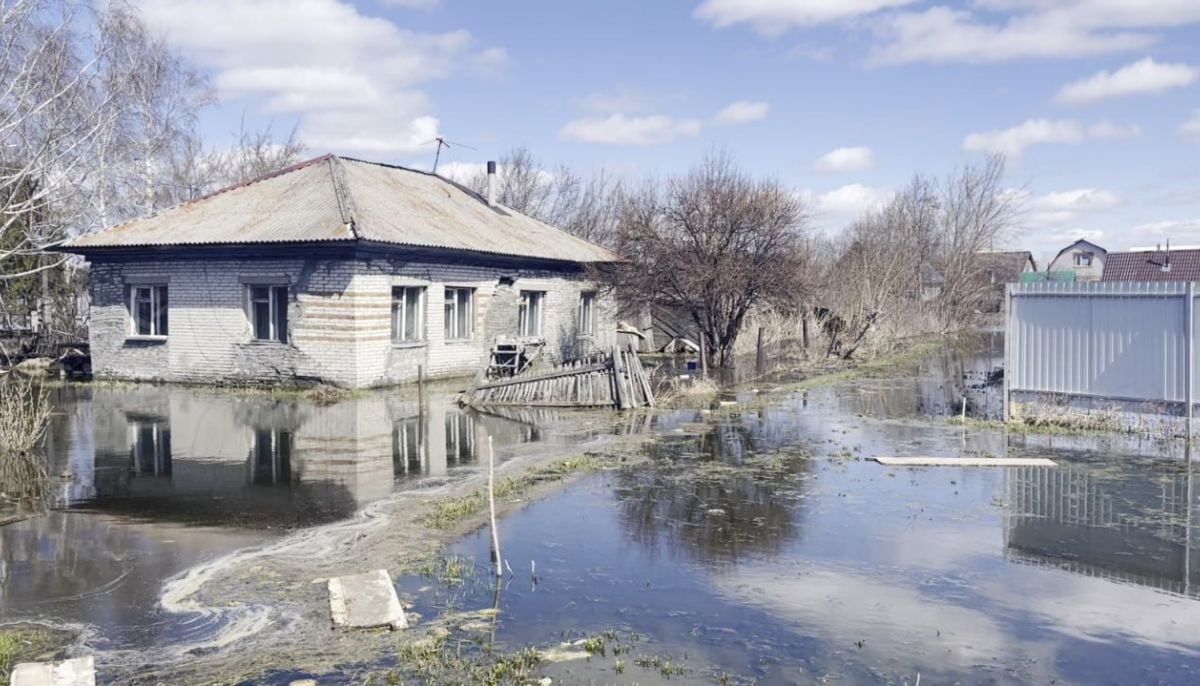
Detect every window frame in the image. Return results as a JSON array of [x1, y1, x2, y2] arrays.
[[518, 290, 546, 338], [444, 287, 475, 341], [247, 284, 289, 343], [578, 291, 596, 336], [1075, 252, 1093, 267], [128, 284, 168, 338], [391, 286, 427, 345]]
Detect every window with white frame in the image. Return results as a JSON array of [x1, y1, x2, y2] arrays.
[[444, 287, 474, 340], [1075, 252, 1094, 267], [129, 285, 168, 337], [578, 292, 595, 336], [518, 290, 545, 337], [391, 286, 425, 343], [248, 285, 288, 342]]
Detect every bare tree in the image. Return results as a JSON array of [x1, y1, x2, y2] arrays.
[[615, 151, 809, 367], [821, 155, 1018, 359]]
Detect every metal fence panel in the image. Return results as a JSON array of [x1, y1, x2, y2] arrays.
[[1008, 281, 1191, 404]]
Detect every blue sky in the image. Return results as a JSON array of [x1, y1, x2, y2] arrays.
[[137, 0, 1200, 264]]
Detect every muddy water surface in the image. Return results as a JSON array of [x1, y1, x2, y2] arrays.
[[5, 340, 1200, 685]]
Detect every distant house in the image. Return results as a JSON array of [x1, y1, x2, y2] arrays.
[[1046, 239, 1106, 282], [59, 155, 619, 388], [976, 250, 1037, 311], [1101, 247, 1200, 282]]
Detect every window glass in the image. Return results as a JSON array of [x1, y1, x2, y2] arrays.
[[392, 286, 426, 342], [130, 285, 167, 336], [579, 292, 595, 335], [445, 287, 473, 340], [249, 285, 288, 342], [519, 291, 545, 337]]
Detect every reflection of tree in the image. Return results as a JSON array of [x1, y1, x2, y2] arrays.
[[615, 420, 810, 565]]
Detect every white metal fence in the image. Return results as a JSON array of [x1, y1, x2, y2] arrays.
[[1004, 281, 1197, 423]]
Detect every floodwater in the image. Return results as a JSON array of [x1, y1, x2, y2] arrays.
[[415, 336, 1200, 685], [5, 336, 1200, 685], [0, 382, 603, 660]]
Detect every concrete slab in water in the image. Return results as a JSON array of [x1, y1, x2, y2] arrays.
[[328, 569, 407, 630], [11, 656, 96, 686], [874, 456, 1056, 467]]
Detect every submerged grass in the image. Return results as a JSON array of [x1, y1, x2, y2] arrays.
[[424, 455, 606, 530]]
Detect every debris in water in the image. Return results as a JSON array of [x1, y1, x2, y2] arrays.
[[327, 569, 408, 630], [11, 656, 95, 686], [873, 456, 1056, 467]]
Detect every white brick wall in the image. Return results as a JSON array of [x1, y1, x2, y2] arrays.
[[89, 255, 616, 388]]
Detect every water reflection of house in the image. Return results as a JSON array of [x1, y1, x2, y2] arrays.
[[47, 386, 546, 527], [1003, 463, 1200, 595]]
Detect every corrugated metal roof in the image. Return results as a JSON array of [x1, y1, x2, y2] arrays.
[[1101, 249, 1200, 282], [65, 155, 619, 264]]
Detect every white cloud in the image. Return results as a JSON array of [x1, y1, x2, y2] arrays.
[[804, 184, 894, 223], [1181, 110, 1200, 142], [1130, 219, 1200, 244], [137, 0, 503, 155], [868, 1, 1200, 65], [694, 0, 917, 35], [714, 100, 769, 125], [562, 100, 765, 145], [379, 0, 439, 8], [1055, 57, 1199, 104], [813, 146, 876, 173], [575, 88, 657, 115], [962, 118, 1139, 158], [1085, 120, 1142, 139], [559, 114, 703, 146], [1026, 188, 1120, 225]]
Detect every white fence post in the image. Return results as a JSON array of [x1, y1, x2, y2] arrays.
[[1003, 283, 1012, 422], [1188, 282, 1195, 443]]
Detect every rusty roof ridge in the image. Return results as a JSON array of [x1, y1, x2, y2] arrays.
[[328, 156, 359, 238]]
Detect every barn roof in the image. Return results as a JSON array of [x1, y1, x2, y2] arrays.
[[64, 154, 619, 264], [1101, 249, 1200, 282]]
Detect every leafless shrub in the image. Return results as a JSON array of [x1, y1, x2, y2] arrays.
[[0, 378, 52, 453]]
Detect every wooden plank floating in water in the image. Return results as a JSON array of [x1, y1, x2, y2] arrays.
[[873, 456, 1057, 467], [462, 343, 654, 410]]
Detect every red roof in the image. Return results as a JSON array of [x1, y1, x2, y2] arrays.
[[1101, 249, 1200, 281]]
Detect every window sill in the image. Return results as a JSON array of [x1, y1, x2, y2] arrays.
[[392, 341, 427, 350], [244, 339, 291, 346], [444, 339, 474, 346], [125, 335, 167, 344]]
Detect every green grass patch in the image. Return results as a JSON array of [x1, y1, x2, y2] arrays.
[[424, 455, 605, 530], [0, 626, 66, 685]]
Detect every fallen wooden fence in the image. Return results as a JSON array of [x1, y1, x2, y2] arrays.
[[461, 345, 654, 410]]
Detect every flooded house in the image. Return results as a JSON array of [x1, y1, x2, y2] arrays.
[[59, 155, 619, 388]]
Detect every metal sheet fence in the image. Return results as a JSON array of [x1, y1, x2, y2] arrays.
[[1005, 281, 1197, 416]]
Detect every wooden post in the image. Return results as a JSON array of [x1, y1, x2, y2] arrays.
[[801, 316, 810, 350], [755, 326, 765, 375], [487, 436, 503, 578]]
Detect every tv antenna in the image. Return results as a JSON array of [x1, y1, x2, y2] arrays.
[[424, 137, 477, 174]]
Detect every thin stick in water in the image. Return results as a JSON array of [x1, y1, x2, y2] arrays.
[[488, 435, 503, 578]]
